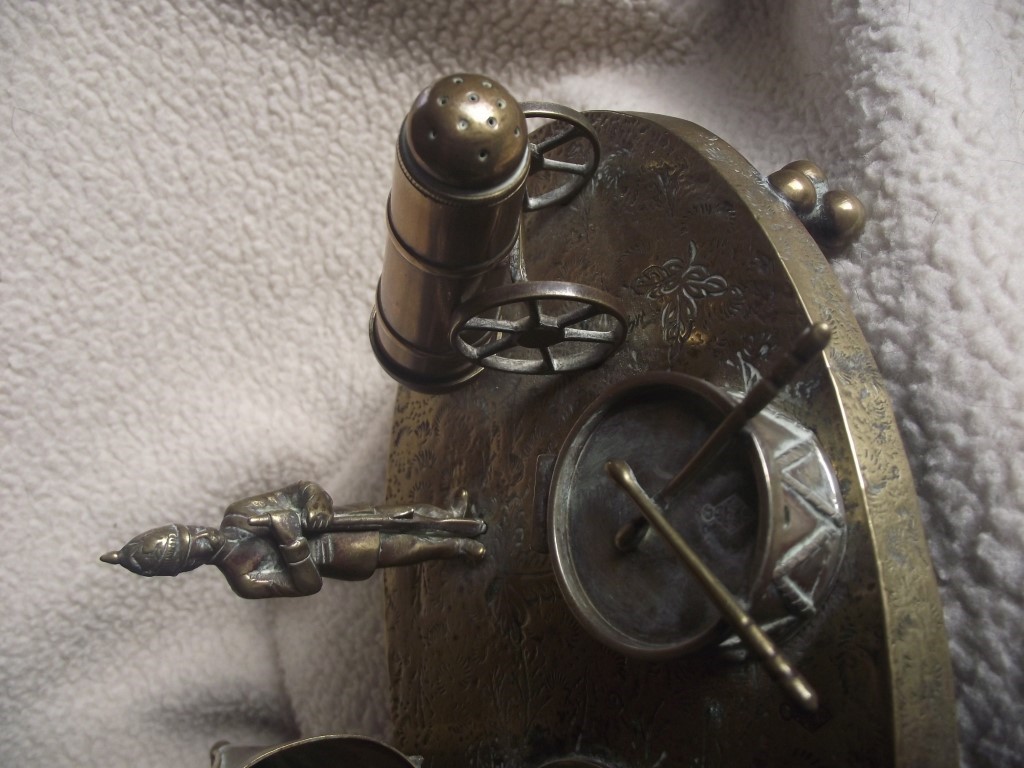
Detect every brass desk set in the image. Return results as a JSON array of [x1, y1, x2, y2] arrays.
[[103, 73, 957, 768]]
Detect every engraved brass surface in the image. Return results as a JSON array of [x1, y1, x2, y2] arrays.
[[384, 112, 956, 767]]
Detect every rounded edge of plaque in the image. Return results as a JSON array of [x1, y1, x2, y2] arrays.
[[228, 734, 417, 768]]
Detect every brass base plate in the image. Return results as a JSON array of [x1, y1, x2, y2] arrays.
[[383, 112, 956, 768]]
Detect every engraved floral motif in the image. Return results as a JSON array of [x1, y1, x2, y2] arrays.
[[633, 240, 730, 363], [385, 112, 953, 767]]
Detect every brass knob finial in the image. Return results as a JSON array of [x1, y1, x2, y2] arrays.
[[769, 160, 865, 251]]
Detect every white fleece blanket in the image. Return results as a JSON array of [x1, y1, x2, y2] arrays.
[[2, 1, 1021, 766]]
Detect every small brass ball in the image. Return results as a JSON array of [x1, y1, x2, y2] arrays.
[[768, 168, 818, 215], [821, 190, 866, 249], [783, 160, 827, 187]]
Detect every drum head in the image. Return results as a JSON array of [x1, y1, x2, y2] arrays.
[[548, 373, 772, 659]]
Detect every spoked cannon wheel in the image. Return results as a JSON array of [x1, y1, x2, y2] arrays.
[[520, 102, 601, 212], [449, 281, 626, 374]]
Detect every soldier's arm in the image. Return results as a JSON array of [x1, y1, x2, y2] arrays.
[[224, 482, 333, 528], [265, 509, 323, 596]]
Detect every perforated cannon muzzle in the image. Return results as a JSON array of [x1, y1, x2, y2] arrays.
[[402, 73, 529, 191]]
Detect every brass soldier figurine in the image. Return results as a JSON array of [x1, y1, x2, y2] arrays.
[[101, 482, 486, 599]]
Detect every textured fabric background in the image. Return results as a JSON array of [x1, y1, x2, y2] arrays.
[[2, 1, 1021, 766]]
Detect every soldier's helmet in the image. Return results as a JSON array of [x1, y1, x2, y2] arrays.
[[101, 524, 215, 577]]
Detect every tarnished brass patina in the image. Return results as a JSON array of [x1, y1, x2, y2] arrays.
[[99, 74, 957, 768], [102, 483, 485, 598], [383, 108, 957, 767], [369, 73, 618, 392], [549, 367, 846, 664], [769, 160, 866, 250], [605, 458, 819, 713], [544, 322, 844, 716]]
